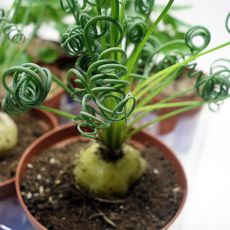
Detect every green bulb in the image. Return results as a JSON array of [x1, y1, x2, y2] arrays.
[[73, 142, 147, 197], [0, 112, 18, 156]]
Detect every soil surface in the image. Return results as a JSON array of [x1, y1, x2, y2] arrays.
[[21, 140, 183, 230], [0, 112, 44, 181]]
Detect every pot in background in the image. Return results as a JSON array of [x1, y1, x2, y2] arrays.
[[154, 95, 202, 135], [152, 68, 202, 135], [0, 109, 58, 200]]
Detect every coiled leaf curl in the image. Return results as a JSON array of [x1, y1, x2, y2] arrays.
[[196, 69, 230, 103], [155, 51, 185, 72], [61, 13, 124, 61], [135, 0, 155, 16], [210, 59, 230, 74], [0, 9, 25, 43], [126, 16, 148, 44], [183, 62, 203, 79], [61, 25, 85, 56], [1, 63, 52, 114], [67, 48, 136, 138], [140, 36, 160, 62], [193, 59, 230, 102], [226, 12, 230, 33], [197, 59, 230, 110], [136, 24, 211, 80], [185, 26, 211, 53]]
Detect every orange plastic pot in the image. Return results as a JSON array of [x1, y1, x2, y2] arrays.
[[15, 123, 187, 230], [0, 109, 58, 200]]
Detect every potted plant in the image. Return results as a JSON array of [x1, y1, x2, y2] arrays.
[[0, 1, 58, 198], [2, 0, 230, 229]]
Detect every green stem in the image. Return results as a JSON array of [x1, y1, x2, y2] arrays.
[[125, 102, 203, 140], [1, 0, 46, 76], [98, 0, 124, 152], [96, 0, 106, 50], [158, 88, 194, 103], [0, 0, 26, 57], [20, 0, 32, 29], [134, 40, 230, 99], [120, 0, 125, 23], [0, 0, 22, 33], [130, 88, 195, 127], [70, 0, 78, 22], [151, 39, 186, 56], [108, 0, 120, 151], [125, 0, 174, 76], [52, 74, 73, 95], [39, 105, 77, 120], [136, 68, 183, 107], [134, 68, 175, 99], [134, 101, 199, 113], [111, 0, 119, 54]]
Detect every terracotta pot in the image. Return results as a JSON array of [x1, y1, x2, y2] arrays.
[[132, 67, 203, 135], [152, 68, 204, 134], [15, 123, 187, 230], [153, 95, 202, 135], [0, 109, 58, 200]]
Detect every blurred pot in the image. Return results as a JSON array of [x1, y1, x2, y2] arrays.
[[0, 109, 58, 200], [154, 95, 202, 135]]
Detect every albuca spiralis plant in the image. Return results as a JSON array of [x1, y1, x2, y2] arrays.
[[1, 0, 230, 197]]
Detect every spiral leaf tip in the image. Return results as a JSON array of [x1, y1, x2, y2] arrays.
[[1, 63, 52, 114], [66, 48, 135, 138], [0, 9, 25, 44]]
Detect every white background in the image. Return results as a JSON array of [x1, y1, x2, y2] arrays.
[[167, 0, 230, 229]]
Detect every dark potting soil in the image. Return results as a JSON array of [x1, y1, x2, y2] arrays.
[[0, 113, 44, 181], [21, 140, 184, 230]]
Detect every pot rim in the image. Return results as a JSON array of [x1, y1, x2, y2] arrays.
[[15, 123, 187, 230], [0, 109, 58, 197]]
